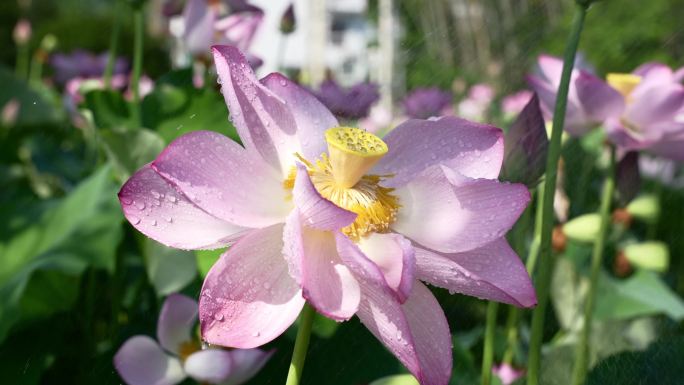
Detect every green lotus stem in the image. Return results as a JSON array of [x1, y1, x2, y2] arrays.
[[131, 4, 144, 126], [104, 0, 123, 89], [571, 145, 616, 385], [502, 185, 544, 365], [16, 44, 30, 80], [527, 4, 589, 385], [285, 304, 316, 385], [481, 301, 499, 385]]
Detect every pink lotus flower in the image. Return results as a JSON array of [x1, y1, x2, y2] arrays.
[[501, 90, 534, 118], [492, 363, 525, 385], [114, 294, 272, 385], [183, 0, 263, 61], [527, 55, 621, 136], [118, 45, 536, 385], [603, 65, 684, 161], [457, 83, 494, 122]]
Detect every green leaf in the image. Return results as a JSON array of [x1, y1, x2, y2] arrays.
[[101, 127, 165, 181], [595, 270, 684, 321], [83, 89, 135, 129], [195, 248, 224, 279], [623, 241, 669, 272], [145, 238, 197, 296], [370, 374, 419, 385], [0, 166, 122, 342], [142, 70, 239, 144], [587, 337, 684, 385], [0, 66, 63, 127]]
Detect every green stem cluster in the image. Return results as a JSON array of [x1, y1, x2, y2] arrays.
[[481, 301, 499, 385], [104, 0, 123, 89], [527, 4, 589, 385], [571, 146, 616, 385]]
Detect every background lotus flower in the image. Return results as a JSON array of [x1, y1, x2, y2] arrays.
[[501, 90, 534, 118], [114, 294, 272, 385], [492, 363, 525, 385], [50, 50, 128, 85], [401, 87, 453, 119], [13, 19, 31, 45], [457, 83, 494, 122], [313, 79, 380, 120], [604, 66, 684, 161], [527, 54, 621, 136], [118, 45, 536, 385], [279, 3, 296, 35], [182, 0, 263, 60]]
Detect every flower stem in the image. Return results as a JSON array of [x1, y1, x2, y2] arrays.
[[285, 304, 316, 385], [131, 4, 144, 126], [16, 44, 29, 80], [502, 185, 544, 366], [571, 145, 616, 385], [526, 4, 588, 385], [481, 301, 499, 385], [104, 0, 123, 89]]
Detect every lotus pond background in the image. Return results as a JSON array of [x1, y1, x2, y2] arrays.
[[2, 0, 684, 384]]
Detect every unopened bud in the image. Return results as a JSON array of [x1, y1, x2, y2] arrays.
[[612, 208, 632, 228], [13, 19, 31, 45], [41, 34, 58, 52], [280, 3, 296, 34], [613, 251, 632, 278], [562, 213, 600, 243], [552, 225, 567, 253]]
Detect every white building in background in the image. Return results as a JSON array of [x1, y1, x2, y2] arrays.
[[249, 0, 374, 87]]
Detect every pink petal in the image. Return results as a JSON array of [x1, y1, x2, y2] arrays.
[[183, 0, 215, 56], [648, 136, 684, 161], [184, 349, 233, 384], [213, 45, 300, 175], [262, 73, 338, 161], [292, 163, 356, 230], [627, 84, 684, 127], [374, 116, 504, 187], [575, 72, 625, 122], [283, 211, 360, 320], [414, 238, 537, 307], [152, 130, 290, 228], [357, 232, 415, 303], [157, 294, 198, 355], [118, 164, 246, 250], [114, 336, 186, 385], [199, 225, 305, 349], [335, 235, 452, 385], [221, 349, 274, 385], [392, 166, 530, 253], [537, 55, 563, 87]]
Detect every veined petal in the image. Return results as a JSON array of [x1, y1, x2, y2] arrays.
[[213, 45, 300, 175], [152, 130, 291, 228], [414, 238, 537, 307], [357, 232, 415, 303], [292, 163, 356, 231], [283, 211, 360, 320], [374, 116, 504, 187], [220, 349, 274, 385], [392, 166, 530, 253], [118, 164, 246, 250], [114, 336, 186, 385], [335, 235, 452, 385], [340, 240, 450, 383], [262, 73, 338, 161], [157, 294, 198, 355], [199, 225, 305, 349], [575, 72, 625, 122], [184, 349, 233, 384]]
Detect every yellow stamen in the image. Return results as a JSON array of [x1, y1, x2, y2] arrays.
[[284, 154, 399, 240], [607, 73, 642, 99], [325, 127, 388, 189], [178, 340, 200, 362]]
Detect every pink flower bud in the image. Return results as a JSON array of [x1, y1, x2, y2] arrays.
[[13, 19, 31, 45]]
